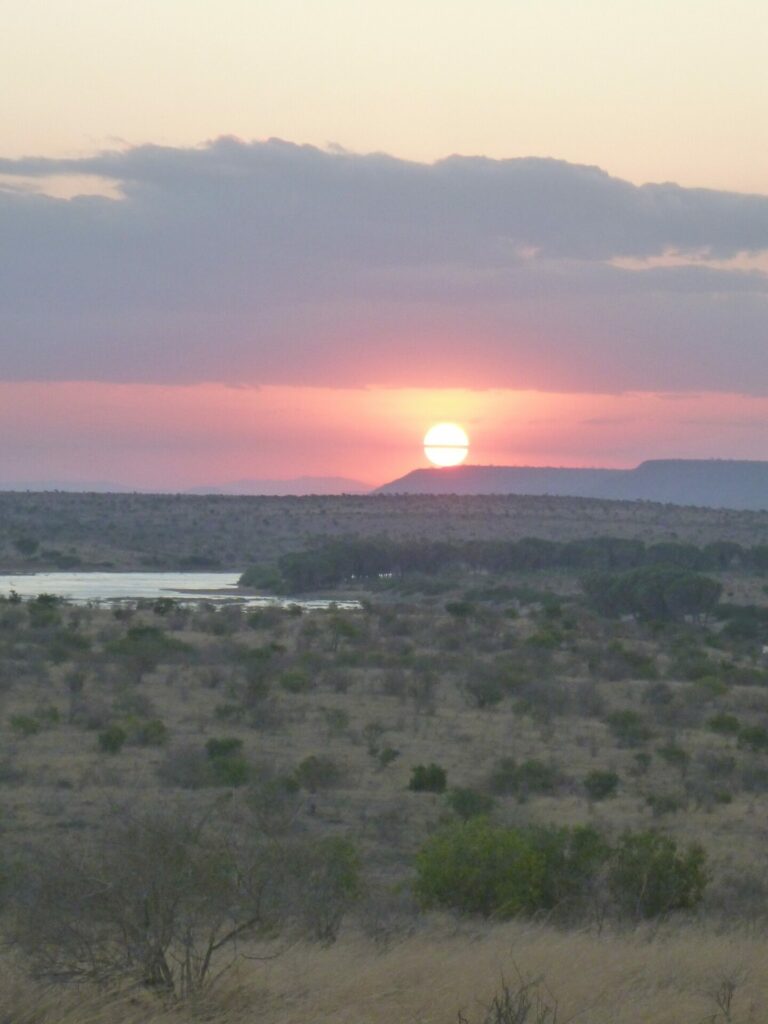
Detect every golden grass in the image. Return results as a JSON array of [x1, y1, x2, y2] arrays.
[[3, 919, 767, 1024]]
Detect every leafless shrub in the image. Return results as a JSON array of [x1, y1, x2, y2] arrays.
[[8, 804, 360, 998], [458, 971, 566, 1024]]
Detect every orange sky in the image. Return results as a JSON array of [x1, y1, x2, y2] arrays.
[[2, 382, 766, 489]]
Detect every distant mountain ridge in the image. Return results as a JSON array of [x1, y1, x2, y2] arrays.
[[376, 459, 768, 510]]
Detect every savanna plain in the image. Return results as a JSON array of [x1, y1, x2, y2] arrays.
[[2, 492, 768, 1023]]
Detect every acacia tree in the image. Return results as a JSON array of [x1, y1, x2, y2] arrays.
[[9, 805, 359, 997]]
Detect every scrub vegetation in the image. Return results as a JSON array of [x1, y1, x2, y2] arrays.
[[2, 492, 768, 1020]]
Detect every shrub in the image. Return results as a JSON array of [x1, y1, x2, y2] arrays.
[[605, 709, 652, 747], [157, 745, 211, 789], [656, 743, 690, 776], [708, 713, 742, 736], [445, 787, 496, 820], [247, 770, 302, 833], [488, 758, 560, 800], [205, 737, 243, 760], [203, 737, 249, 785], [209, 753, 250, 787], [280, 669, 313, 693], [14, 536, 39, 556], [445, 600, 474, 619], [377, 746, 400, 769], [463, 675, 505, 709], [295, 754, 342, 792], [414, 819, 610, 920], [458, 975, 560, 1024], [131, 718, 169, 747], [414, 818, 544, 916], [631, 751, 652, 776], [108, 625, 190, 682], [9, 714, 41, 737], [608, 830, 708, 919], [584, 770, 619, 801], [646, 792, 684, 817], [738, 725, 768, 753], [408, 763, 447, 793], [98, 724, 127, 754]]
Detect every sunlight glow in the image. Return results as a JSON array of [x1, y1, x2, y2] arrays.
[[423, 422, 469, 467]]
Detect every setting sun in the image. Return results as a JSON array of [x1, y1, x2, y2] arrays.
[[423, 422, 469, 467]]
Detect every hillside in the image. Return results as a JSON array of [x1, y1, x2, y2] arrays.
[[377, 459, 768, 510], [3, 489, 768, 572]]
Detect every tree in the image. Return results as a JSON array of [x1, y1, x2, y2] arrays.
[[107, 625, 190, 683]]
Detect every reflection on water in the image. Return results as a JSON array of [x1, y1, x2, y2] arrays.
[[0, 572, 360, 610]]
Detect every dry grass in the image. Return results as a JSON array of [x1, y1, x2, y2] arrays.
[[2, 919, 766, 1023]]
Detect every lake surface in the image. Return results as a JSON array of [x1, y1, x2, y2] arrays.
[[0, 572, 360, 610]]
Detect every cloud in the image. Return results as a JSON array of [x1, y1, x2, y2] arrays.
[[1, 137, 767, 392]]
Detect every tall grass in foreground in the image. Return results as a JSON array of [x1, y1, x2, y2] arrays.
[[2, 918, 765, 1024]]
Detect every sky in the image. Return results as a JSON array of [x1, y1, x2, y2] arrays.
[[1, 0, 767, 489]]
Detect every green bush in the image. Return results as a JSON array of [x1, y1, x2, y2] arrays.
[[415, 820, 705, 922], [445, 787, 496, 820], [14, 536, 39, 556], [408, 763, 447, 793], [583, 770, 619, 801], [204, 737, 249, 786], [414, 818, 544, 916], [209, 753, 250, 787], [606, 709, 652, 747], [205, 737, 243, 760], [98, 724, 127, 754], [295, 754, 342, 792], [488, 757, 559, 800], [279, 669, 313, 694], [646, 792, 684, 817], [738, 725, 768, 753], [377, 746, 400, 769], [9, 714, 42, 737], [656, 743, 690, 776], [608, 830, 708, 919], [126, 717, 169, 747], [528, 824, 611, 916], [462, 675, 505, 709], [707, 713, 742, 736], [414, 819, 611, 920], [33, 704, 61, 726]]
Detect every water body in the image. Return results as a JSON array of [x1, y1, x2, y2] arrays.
[[0, 572, 360, 610]]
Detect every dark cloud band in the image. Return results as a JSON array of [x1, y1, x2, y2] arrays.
[[1, 137, 767, 391]]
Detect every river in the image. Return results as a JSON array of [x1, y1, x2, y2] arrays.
[[0, 571, 360, 609]]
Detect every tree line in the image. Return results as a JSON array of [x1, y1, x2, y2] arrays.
[[240, 535, 768, 594]]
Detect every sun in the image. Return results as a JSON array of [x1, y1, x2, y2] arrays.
[[424, 422, 469, 467]]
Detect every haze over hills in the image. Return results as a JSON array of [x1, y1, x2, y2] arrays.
[[0, 477, 371, 496], [186, 476, 370, 496], [0, 480, 134, 493], [377, 459, 768, 511]]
